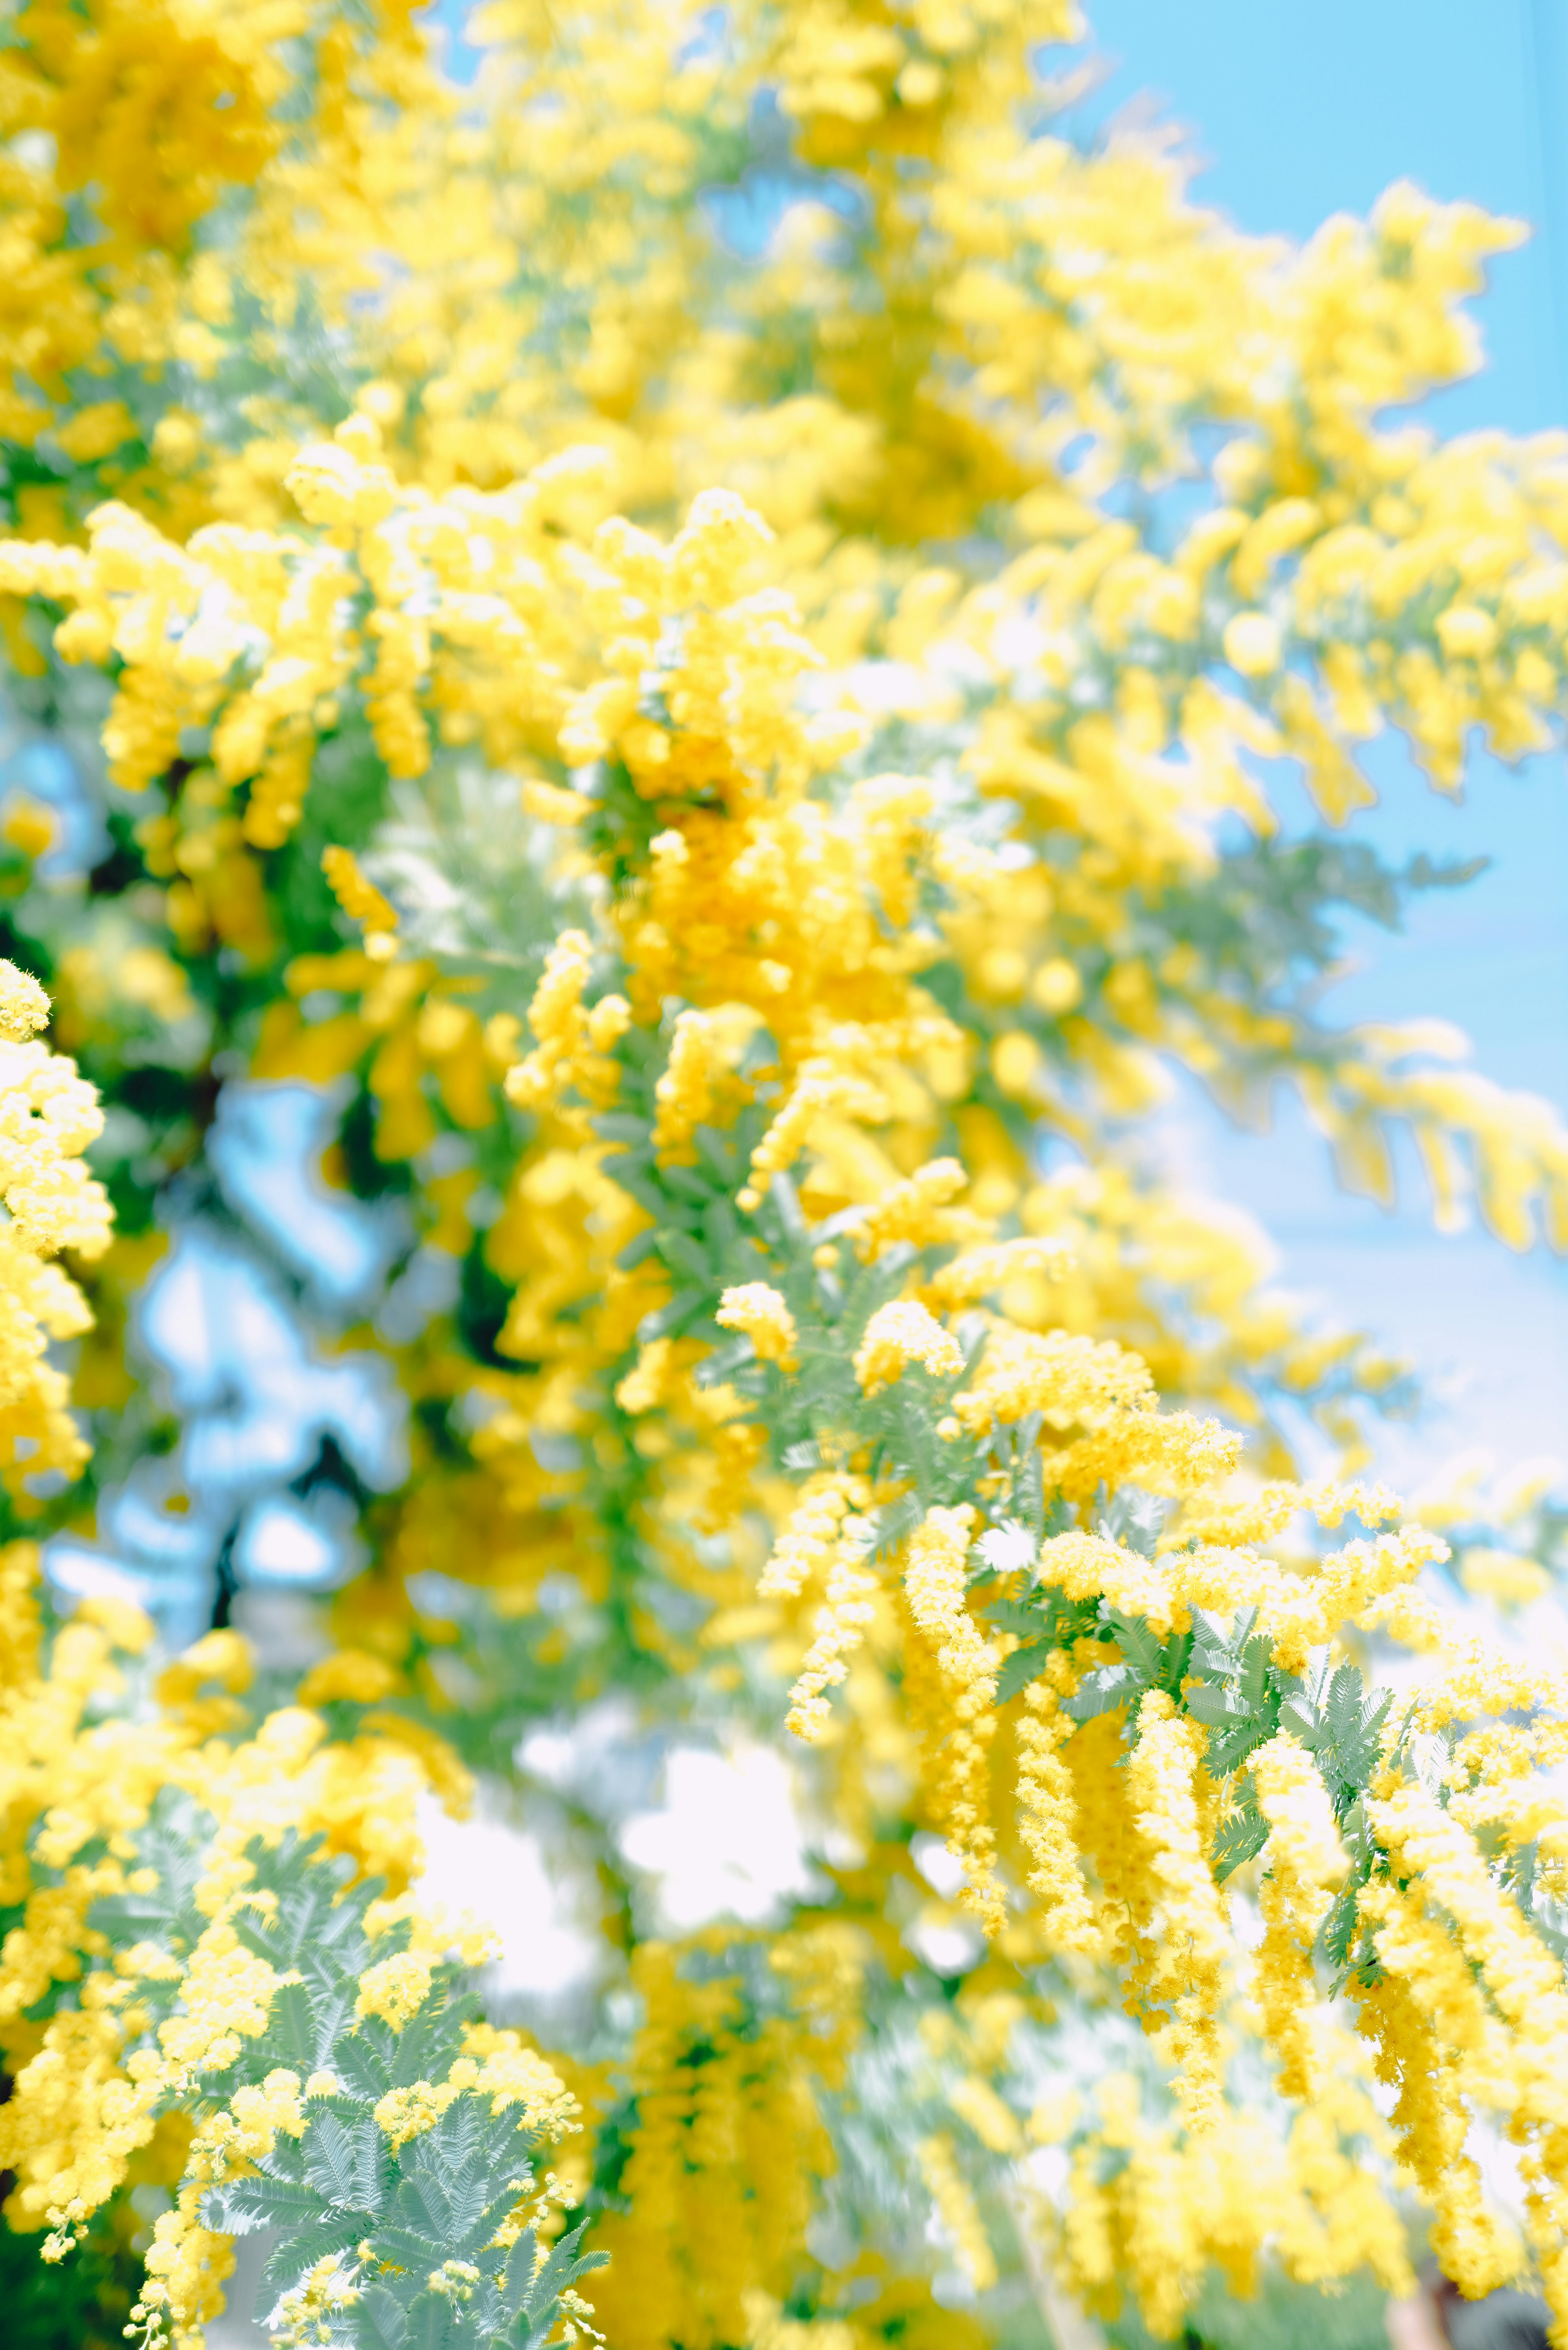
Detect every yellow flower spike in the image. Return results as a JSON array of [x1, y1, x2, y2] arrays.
[[286, 432, 399, 537], [1015, 1679, 1098, 1952], [902, 1506, 986, 1694], [916, 2132, 997, 2292], [757, 1475, 871, 1601], [1249, 1734, 1348, 2100], [321, 845, 399, 959], [784, 1537, 880, 1741], [506, 930, 597, 1113], [1125, 1692, 1231, 2133], [651, 1007, 721, 1161]]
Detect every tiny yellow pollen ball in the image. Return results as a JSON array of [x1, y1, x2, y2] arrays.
[[358, 379, 405, 428], [151, 411, 202, 471], [334, 411, 383, 460], [1436, 604, 1498, 660], [2, 794, 55, 859], [977, 946, 1028, 1000], [1223, 611, 1283, 677], [991, 1030, 1042, 1098], [897, 60, 944, 106], [1031, 958, 1082, 1015], [716, 1282, 799, 1368], [937, 1416, 961, 1440], [813, 1243, 839, 1269]]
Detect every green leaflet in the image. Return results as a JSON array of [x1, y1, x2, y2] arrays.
[[1211, 1806, 1271, 1880], [994, 1638, 1056, 1705], [1277, 1658, 1394, 1818]]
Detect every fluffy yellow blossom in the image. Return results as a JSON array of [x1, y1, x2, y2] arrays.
[[374, 2078, 457, 2149], [506, 931, 598, 1111], [923, 1235, 1070, 1307], [1223, 611, 1283, 676], [296, 1649, 401, 1706], [355, 1950, 435, 2030], [852, 1301, 964, 1396], [953, 1325, 1156, 1436], [844, 1159, 986, 1261], [716, 1283, 799, 1368], [651, 1010, 723, 1162]]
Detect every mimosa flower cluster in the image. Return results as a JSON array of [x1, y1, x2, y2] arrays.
[[0, 3, 1567, 2347]]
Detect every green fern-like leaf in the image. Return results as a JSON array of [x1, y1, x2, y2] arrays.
[[85, 1825, 599, 2350]]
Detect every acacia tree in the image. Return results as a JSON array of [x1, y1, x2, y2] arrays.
[[0, 4, 1566, 2347]]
